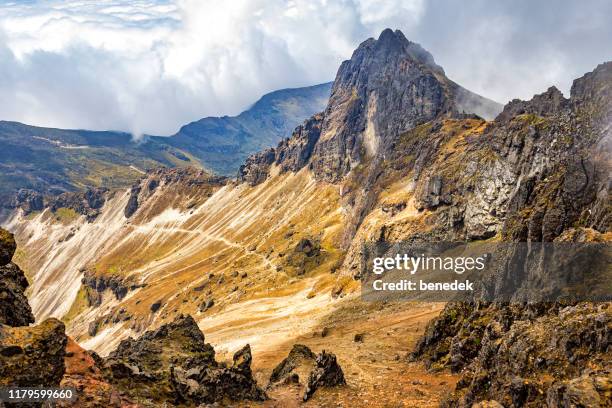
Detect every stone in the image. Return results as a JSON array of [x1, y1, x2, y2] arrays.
[[101, 314, 266, 405], [0, 228, 16, 266], [303, 351, 346, 401]]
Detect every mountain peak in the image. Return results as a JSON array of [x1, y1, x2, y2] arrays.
[[353, 28, 443, 75], [307, 29, 468, 181]]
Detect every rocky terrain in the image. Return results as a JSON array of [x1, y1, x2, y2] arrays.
[[0, 28, 609, 407], [0, 228, 67, 394]]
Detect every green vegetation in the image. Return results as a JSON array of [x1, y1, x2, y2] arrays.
[[54, 207, 79, 224]]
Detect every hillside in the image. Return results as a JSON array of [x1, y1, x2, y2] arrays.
[[0, 83, 334, 199], [1, 29, 609, 407], [169, 82, 335, 174]]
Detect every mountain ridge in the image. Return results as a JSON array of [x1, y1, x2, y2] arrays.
[[0, 82, 333, 199]]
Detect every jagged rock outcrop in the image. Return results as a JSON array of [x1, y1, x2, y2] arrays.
[[124, 185, 141, 218], [5, 189, 45, 215], [0, 228, 16, 266], [0, 228, 34, 327], [238, 148, 275, 186], [0, 227, 68, 395], [303, 351, 346, 401], [49, 187, 108, 222], [238, 113, 324, 185], [495, 86, 569, 123], [100, 314, 266, 405], [268, 344, 345, 401], [124, 166, 226, 218], [81, 271, 141, 305], [268, 344, 317, 387], [408, 62, 612, 407], [413, 303, 611, 407], [0, 262, 35, 327]]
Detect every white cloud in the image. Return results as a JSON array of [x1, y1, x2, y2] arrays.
[[0, 0, 609, 137]]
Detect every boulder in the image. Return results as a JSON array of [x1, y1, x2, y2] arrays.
[[269, 344, 317, 387], [303, 351, 346, 401], [101, 314, 266, 405]]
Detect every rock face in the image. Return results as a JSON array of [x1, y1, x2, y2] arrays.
[[0, 228, 34, 327], [100, 314, 266, 405], [0, 262, 35, 327], [268, 344, 317, 386], [413, 303, 611, 407], [238, 29, 501, 186], [49, 187, 108, 221], [303, 351, 346, 401], [0, 228, 16, 265], [0, 227, 68, 392], [405, 62, 611, 407], [123, 166, 226, 219], [238, 113, 324, 186], [4, 189, 45, 215], [268, 344, 346, 401]]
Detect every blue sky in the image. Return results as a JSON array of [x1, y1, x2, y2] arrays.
[[0, 0, 610, 137]]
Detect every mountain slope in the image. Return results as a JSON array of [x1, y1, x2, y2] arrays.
[[0, 83, 333, 199], [168, 82, 333, 174], [0, 121, 198, 198]]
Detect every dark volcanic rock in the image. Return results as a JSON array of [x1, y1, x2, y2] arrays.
[[124, 166, 227, 217], [0, 229, 68, 400], [237, 148, 276, 186], [124, 185, 141, 218], [0, 228, 34, 327], [6, 189, 45, 215], [495, 86, 569, 123], [0, 227, 16, 266], [0, 262, 35, 327], [49, 187, 108, 222], [303, 351, 346, 401], [238, 113, 324, 185], [0, 318, 67, 388], [269, 344, 317, 386], [268, 344, 345, 400], [101, 314, 266, 405], [81, 272, 132, 303]]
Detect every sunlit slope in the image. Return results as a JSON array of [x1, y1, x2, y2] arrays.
[[5, 167, 346, 355]]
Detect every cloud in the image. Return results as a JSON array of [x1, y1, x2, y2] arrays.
[[0, 0, 609, 137]]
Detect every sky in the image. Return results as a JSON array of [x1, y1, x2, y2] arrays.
[[0, 0, 610, 137]]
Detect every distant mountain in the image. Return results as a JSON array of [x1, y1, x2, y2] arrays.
[[0, 121, 195, 198], [167, 82, 333, 175], [0, 83, 332, 198]]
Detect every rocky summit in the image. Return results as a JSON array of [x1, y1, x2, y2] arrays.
[[239, 29, 502, 186]]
